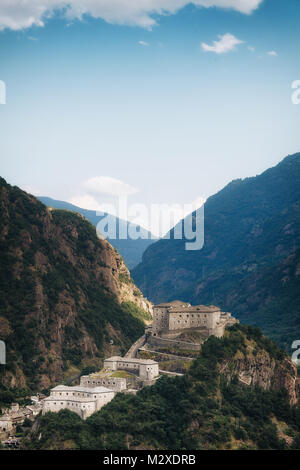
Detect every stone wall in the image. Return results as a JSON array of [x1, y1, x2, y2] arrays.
[[168, 310, 220, 331], [148, 335, 202, 352], [80, 375, 127, 392]]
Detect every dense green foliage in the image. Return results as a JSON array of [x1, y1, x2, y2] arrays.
[[26, 325, 300, 450], [132, 154, 300, 351], [39, 197, 156, 269], [0, 384, 31, 411], [121, 301, 152, 323], [0, 178, 145, 390]]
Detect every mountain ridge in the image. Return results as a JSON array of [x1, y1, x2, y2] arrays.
[[132, 153, 300, 351], [39, 196, 157, 269]]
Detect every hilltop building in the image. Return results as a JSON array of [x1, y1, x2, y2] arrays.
[[152, 301, 237, 338]]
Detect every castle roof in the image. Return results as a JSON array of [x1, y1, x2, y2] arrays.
[[169, 305, 221, 314], [50, 385, 114, 394], [104, 356, 158, 365], [155, 301, 220, 313], [156, 300, 191, 308]]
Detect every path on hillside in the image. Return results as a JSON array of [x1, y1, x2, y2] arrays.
[[159, 370, 184, 377], [125, 334, 146, 358]]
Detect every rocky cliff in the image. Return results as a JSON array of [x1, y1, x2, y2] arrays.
[[218, 329, 299, 405], [0, 177, 152, 391]]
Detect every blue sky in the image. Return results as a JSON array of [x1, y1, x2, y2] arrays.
[[0, 0, 299, 234]]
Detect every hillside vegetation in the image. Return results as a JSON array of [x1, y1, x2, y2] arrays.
[[39, 197, 156, 269], [25, 325, 300, 450], [0, 177, 150, 392]]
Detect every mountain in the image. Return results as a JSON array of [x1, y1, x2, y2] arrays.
[[39, 197, 156, 269], [0, 178, 152, 392], [25, 324, 300, 450], [132, 153, 300, 351]]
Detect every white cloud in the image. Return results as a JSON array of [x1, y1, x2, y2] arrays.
[[83, 176, 139, 197], [201, 33, 244, 54], [267, 50, 278, 56], [68, 194, 103, 211], [248, 45, 255, 52], [138, 40, 149, 46], [0, 1, 264, 31], [22, 185, 42, 196]]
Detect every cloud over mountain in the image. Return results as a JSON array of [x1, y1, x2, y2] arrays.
[[83, 176, 139, 197]]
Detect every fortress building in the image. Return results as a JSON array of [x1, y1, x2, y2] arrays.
[[103, 356, 159, 382], [152, 301, 237, 338], [42, 385, 115, 420], [80, 373, 127, 392]]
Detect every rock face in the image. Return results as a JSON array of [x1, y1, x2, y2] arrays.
[[220, 343, 299, 405], [0, 177, 152, 390]]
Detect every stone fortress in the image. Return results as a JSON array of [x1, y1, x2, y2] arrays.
[[151, 300, 237, 339], [42, 301, 237, 420], [103, 357, 159, 381], [42, 385, 115, 420], [42, 357, 160, 419]]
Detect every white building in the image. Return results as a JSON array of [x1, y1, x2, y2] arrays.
[[104, 356, 159, 381], [42, 385, 115, 420]]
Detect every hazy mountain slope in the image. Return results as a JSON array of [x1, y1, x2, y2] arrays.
[[39, 197, 156, 269], [0, 178, 152, 391], [132, 154, 300, 350], [26, 325, 300, 450]]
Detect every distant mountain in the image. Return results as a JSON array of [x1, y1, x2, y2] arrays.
[[132, 153, 300, 351], [39, 197, 156, 269], [0, 178, 152, 391]]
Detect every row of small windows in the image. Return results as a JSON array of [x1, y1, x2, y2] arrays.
[[50, 402, 90, 409], [86, 380, 116, 385], [56, 392, 104, 399], [118, 363, 139, 368], [176, 319, 206, 323], [155, 313, 207, 319]]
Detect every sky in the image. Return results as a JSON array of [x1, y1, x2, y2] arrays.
[[0, 0, 300, 236]]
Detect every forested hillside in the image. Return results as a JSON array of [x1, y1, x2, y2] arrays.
[[0, 178, 151, 393], [39, 197, 156, 269]]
